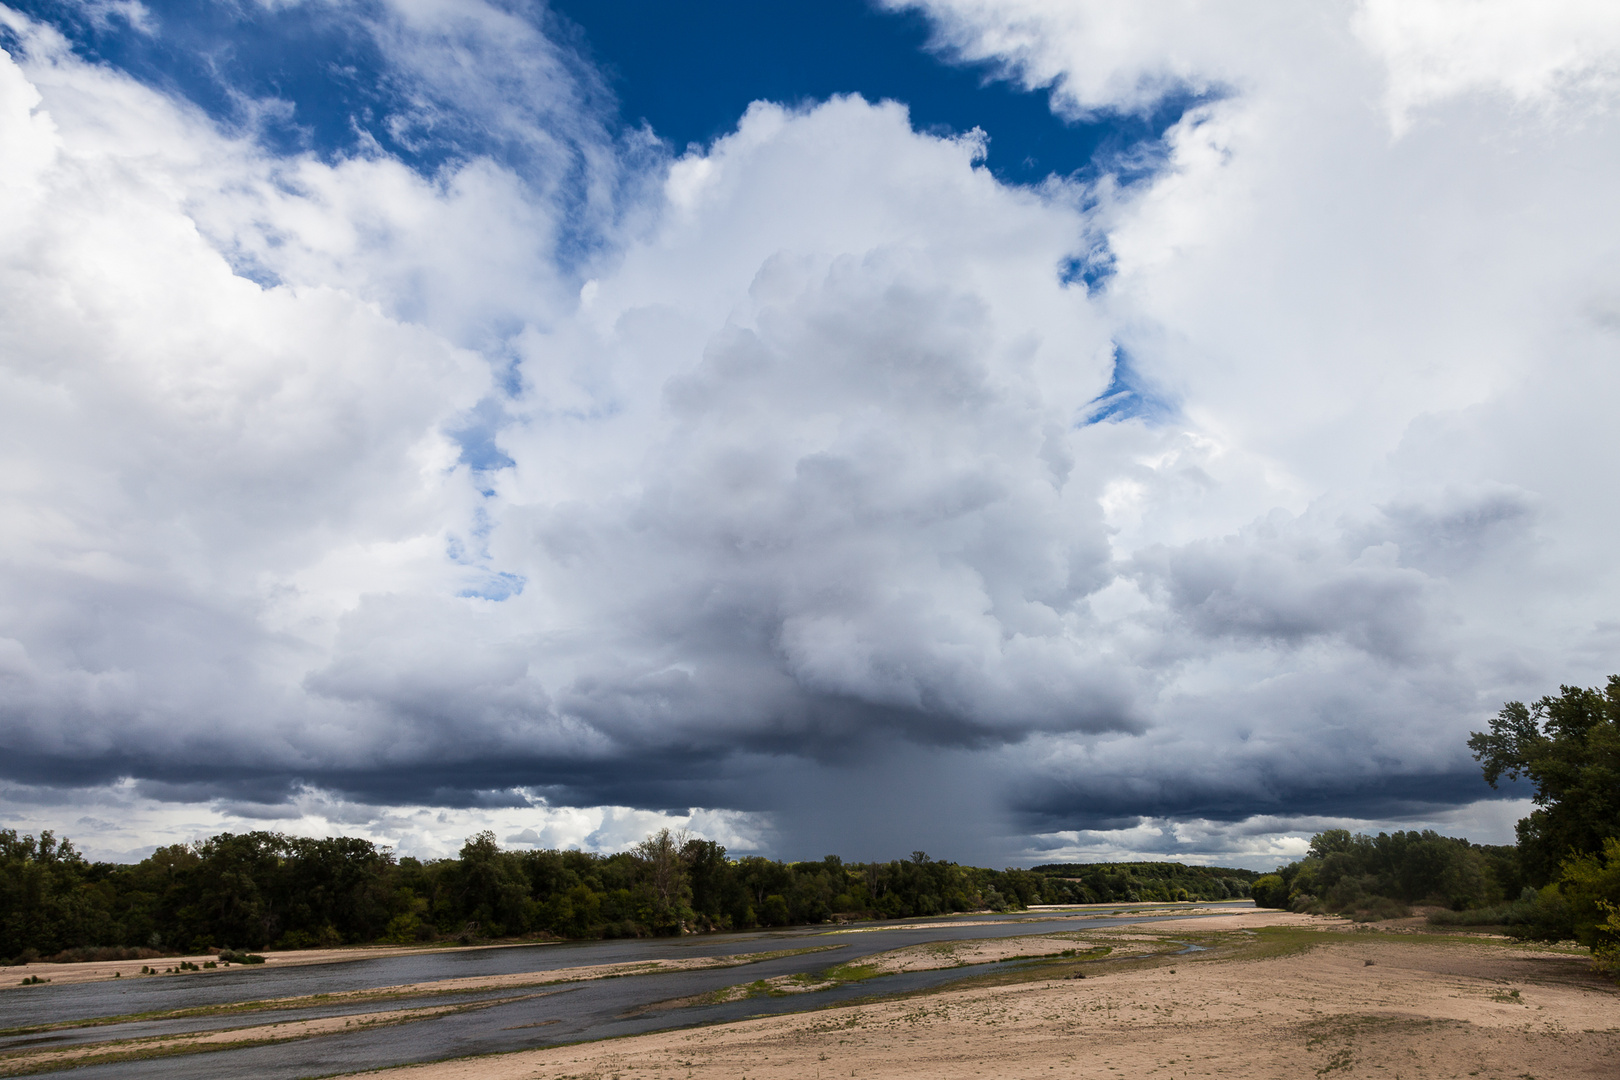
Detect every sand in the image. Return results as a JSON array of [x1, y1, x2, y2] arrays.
[[0, 940, 554, 987], [337, 920, 1620, 1080]]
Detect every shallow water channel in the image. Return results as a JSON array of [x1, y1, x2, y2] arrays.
[[0, 902, 1252, 1079]]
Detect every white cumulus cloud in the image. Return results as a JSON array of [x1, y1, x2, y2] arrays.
[[2, 1, 1618, 864]]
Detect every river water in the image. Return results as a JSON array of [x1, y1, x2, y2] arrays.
[[0, 902, 1252, 1079]]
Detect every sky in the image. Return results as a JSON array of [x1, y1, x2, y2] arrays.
[[1, 0, 1617, 870]]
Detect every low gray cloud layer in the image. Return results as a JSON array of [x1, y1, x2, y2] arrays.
[[2, 1, 1618, 862]]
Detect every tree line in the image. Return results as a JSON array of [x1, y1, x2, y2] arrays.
[[1027, 861, 1257, 904], [1251, 675, 1620, 973], [0, 828, 1068, 963], [1247, 828, 1520, 916]]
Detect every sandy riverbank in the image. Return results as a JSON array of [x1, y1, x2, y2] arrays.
[[340, 916, 1619, 1080], [0, 940, 556, 987]]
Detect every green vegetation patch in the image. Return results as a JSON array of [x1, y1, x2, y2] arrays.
[[820, 961, 881, 983]]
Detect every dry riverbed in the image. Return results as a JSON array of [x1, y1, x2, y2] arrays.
[[339, 915, 1620, 1080]]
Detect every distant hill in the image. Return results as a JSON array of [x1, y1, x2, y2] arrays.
[[1027, 861, 1260, 903]]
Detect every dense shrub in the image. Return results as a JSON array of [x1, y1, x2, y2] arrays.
[[1559, 837, 1620, 958], [1347, 897, 1411, 922], [1250, 874, 1288, 908], [1426, 887, 1549, 929]]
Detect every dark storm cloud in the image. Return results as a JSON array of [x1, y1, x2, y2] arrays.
[[1008, 768, 1520, 833]]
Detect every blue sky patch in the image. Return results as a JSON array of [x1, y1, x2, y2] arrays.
[[1059, 245, 1117, 294], [13, 0, 1196, 189], [1083, 346, 1173, 425], [10, 0, 405, 159], [459, 571, 527, 602], [451, 399, 518, 477], [550, 0, 1192, 184]]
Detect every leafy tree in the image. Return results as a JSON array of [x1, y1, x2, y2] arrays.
[[0, 823, 1060, 956], [1502, 884, 1575, 944], [1028, 862, 1258, 903], [454, 831, 532, 937], [1557, 837, 1620, 965], [278, 836, 400, 946], [632, 828, 693, 932], [1470, 676, 1620, 885], [760, 894, 792, 925], [1265, 830, 1499, 916], [1250, 874, 1287, 908], [682, 838, 750, 928], [0, 830, 105, 960], [187, 832, 285, 949]]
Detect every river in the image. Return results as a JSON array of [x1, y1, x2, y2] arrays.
[[0, 902, 1253, 1078]]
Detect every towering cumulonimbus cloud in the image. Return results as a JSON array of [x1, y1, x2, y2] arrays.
[[1, 0, 1617, 863]]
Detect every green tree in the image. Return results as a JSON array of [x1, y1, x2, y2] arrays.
[[1557, 837, 1620, 966], [680, 838, 747, 928], [760, 894, 791, 926], [1250, 874, 1287, 908], [632, 828, 693, 933], [454, 832, 531, 937], [0, 830, 106, 959], [188, 832, 285, 949], [1470, 676, 1620, 885], [277, 836, 401, 946]]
